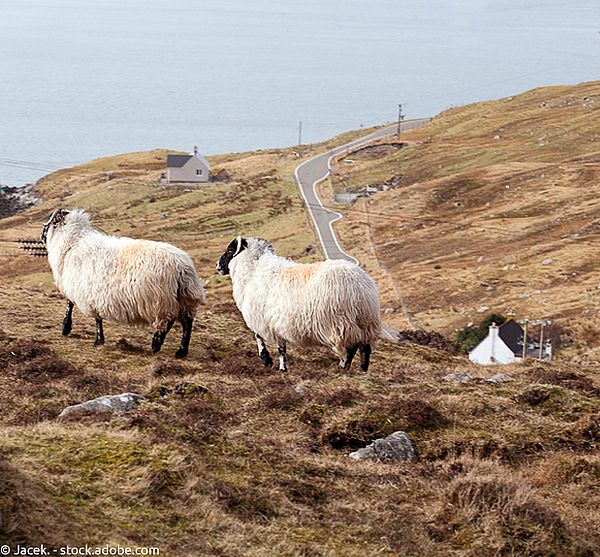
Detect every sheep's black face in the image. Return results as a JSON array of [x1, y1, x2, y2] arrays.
[[41, 209, 70, 244], [216, 236, 247, 275]]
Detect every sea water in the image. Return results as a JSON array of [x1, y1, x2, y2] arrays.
[[0, 0, 598, 185]]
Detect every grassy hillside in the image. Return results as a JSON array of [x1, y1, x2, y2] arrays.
[[0, 108, 599, 555], [327, 81, 600, 362]]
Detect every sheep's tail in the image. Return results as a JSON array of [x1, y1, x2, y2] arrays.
[[177, 264, 207, 318]]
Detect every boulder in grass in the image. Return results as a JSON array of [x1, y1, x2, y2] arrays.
[[443, 372, 473, 383], [58, 392, 145, 419], [349, 431, 417, 463], [485, 373, 514, 384]]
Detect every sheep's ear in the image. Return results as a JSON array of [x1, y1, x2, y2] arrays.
[[57, 209, 70, 224]]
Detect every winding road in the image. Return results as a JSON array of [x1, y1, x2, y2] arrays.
[[294, 118, 430, 263]]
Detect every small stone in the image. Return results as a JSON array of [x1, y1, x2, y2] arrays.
[[542, 258, 554, 266], [486, 373, 514, 383], [59, 392, 145, 419], [443, 372, 472, 383], [294, 385, 308, 394], [349, 431, 417, 463], [477, 256, 485, 263], [477, 306, 489, 313]]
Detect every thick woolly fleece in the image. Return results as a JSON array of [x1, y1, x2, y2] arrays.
[[229, 238, 381, 356], [45, 209, 205, 331]]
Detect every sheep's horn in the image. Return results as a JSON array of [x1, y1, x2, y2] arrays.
[[43, 209, 60, 226], [234, 234, 244, 256]]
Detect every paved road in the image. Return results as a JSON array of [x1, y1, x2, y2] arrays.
[[294, 118, 430, 263]]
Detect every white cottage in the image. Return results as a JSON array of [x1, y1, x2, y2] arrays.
[[469, 323, 517, 365], [166, 146, 210, 183], [469, 320, 552, 365]]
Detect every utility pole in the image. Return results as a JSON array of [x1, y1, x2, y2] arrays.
[[538, 320, 551, 360], [522, 319, 528, 360], [519, 319, 529, 360], [397, 104, 404, 140], [298, 121, 302, 146]]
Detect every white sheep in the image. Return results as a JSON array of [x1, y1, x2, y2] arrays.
[[216, 236, 381, 371], [41, 209, 205, 358]]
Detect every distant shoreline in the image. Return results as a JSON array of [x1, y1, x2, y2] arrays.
[[0, 184, 38, 219]]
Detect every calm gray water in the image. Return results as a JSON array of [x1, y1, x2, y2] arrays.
[[1, 0, 598, 185]]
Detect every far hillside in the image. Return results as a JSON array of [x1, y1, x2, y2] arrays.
[[326, 81, 600, 361]]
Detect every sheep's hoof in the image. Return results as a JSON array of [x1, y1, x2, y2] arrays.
[[62, 324, 72, 336], [175, 348, 188, 359], [151, 337, 163, 354], [261, 355, 273, 368], [93, 340, 105, 347]]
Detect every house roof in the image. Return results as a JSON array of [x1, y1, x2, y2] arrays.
[[167, 154, 192, 168], [498, 320, 524, 355]]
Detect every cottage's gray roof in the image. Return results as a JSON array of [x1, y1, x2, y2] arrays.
[[499, 320, 523, 355], [167, 154, 192, 168]]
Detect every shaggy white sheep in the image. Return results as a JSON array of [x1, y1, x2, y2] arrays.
[[216, 236, 381, 371], [41, 209, 205, 358]]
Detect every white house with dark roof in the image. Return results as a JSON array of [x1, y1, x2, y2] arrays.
[[166, 146, 210, 183], [469, 320, 552, 365]]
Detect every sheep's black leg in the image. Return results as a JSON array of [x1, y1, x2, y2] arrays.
[[175, 315, 193, 359], [62, 300, 74, 336], [359, 343, 372, 372], [278, 341, 287, 372], [94, 318, 105, 346], [152, 319, 175, 354], [339, 344, 359, 371], [255, 333, 273, 367]]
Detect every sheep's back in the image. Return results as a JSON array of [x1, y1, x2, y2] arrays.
[[239, 259, 381, 351], [61, 237, 203, 327]]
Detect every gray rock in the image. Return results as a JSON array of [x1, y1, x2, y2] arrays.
[[542, 258, 554, 266], [477, 306, 489, 313], [349, 431, 417, 463], [59, 392, 145, 418], [294, 385, 308, 394], [485, 373, 514, 383], [443, 372, 472, 383]]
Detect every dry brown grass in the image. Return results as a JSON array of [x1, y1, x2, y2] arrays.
[[332, 81, 600, 357], [1, 95, 600, 555]]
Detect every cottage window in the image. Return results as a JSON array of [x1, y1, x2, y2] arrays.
[[196, 169, 203, 176]]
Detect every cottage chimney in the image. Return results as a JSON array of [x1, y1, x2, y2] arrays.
[[193, 145, 199, 156], [489, 323, 498, 363]]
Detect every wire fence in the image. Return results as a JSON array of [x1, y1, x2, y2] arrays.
[[0, 238, 47, 257]]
